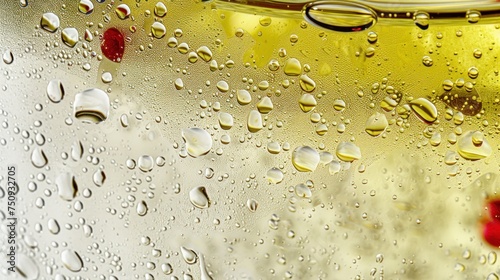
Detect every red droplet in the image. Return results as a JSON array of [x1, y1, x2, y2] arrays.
[[101, 28, 125, 63], [488, 200, 500, 221], [483, 221, 500, 247]]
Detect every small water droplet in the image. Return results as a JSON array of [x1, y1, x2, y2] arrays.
[[47, 79, 64, 103], [298, 94, 317, 112], [56, 172, 78, 201], [422, 55, 433, 66], [182, 128, 212, 157], [367, 31, 378, 43], [267, 167, 284, 184], [93, 169, 106, 186], [299, 75, 316, 92], [197, 46, 213, 62], [467, 10, 481, 24], [73, 88, 110, 123], [189, 186, 210, 209], [216, 80, 229, 92], [71, 140, 84, 161], [295, 183, 312, 198], [218, 112, 233, 129], [247, 199, 258, 212], [41, 13, 60, 33], [101, 72, 113, 83], [468, 67, 479, 79], [48, 218, 60, 234], [31, 147, 48, 168], [333, 99, 346, 111], [61, 250, 83, 272]]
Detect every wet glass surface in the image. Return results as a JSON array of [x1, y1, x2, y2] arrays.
[[1, 0, 500, 279]]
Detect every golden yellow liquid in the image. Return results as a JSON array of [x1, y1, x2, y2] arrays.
[[1, 1, 500, 279]]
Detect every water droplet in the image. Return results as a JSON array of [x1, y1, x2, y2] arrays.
[[31, 147, 48, 168], [20, 0, 28, 7], [2, 50, 13, 64], [41, 13, 60, 33], [174, 78, 184, 90], [473, 49, 482, 58], [197, 46, 212, 62], [138, 155, 154, 172], [467, 10, 481, 24], [47, 79, 64, 103], [259, 16, 272, 26], [78, 0, 94, 14], [151, 22, 166, 39], [430, 132, 441, 146], [365, 112, 388, 136], [267, 167, 284, 184], [115, 4, 131, 19], [247, 110, 263, 132], [367, 31, 378, 43], [304, 2, 377, 32], [457, 131, 492, 160], [409, 98, 437, 123], [100, 72, 113, 83], [178, 42, 189, 54], [237, 89, 252, 105], [101, 28, 125, 62], [93, 169, 106, 186], [257, 97, 273, 114], [216, 80, 229, 92], [71, 140, 83, 161], [154, 2, 167, 17], [48, 218, 60, 234], [182, 128, 212, 157], [218, 112, 233, 130], [295, 183, 312, 198], [56, 172, 78, 201], [137, 200, 148, 216], [189, 186, 210, 209], [336, 142, 361, 162], [268, 59, 280, 71], [180, 247, 198, 264], [422, 55, 433, 67], [283, 58, 301, 76], [442, 79, 453, 91], [298, 94, 317, 112], [292, 146, 320, 172], [161, 263, 173, 275], [199, 254, 213, 280], [468, 67, 479, 79], [333, 99, 346, 111], [299, 75, 316, 92], [247, 199, 258, 212], [74, 88, 110, 123], [17, 254, 39, 280], [414, 11, 430, 30], [487, 273, 500, 280], [61, 250, 83, 272]]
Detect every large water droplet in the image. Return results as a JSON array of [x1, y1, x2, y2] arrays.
[[336, 142, 361, 162], [182, 128, 212, 157], [154, 2, 167, 17], [257, 97, 273, 114], [266, 167, 284, 184], [247, 110, 263, 132], [295, 183, 312, 198], [237, 89, 252, 105], [218, 112, 233, 130], [365, 112, 388, 136], [457, 131, 492, 160], [299, 75, 316, 92], [137, 200, 148, 216], [304, 2, 377, 32], [31, 147, 48, 168], [78, 0, 94, 14], [93, 169, 106, 186], [292, 146, 320, 172], [151, 22, 166, 39], [71, 140, 83, 161], [414, 11, 430, 30], [61, 250, 83, 272], [56, 172, 78, 201], [40, 13, 60, 33], [197, 46, 213, 62], [180, 247, 198, 264], [409, 98, 437, 123], [47, 79, 64, 103], [115, 4, 131, 19], [189, 186, 210, 209], [48, 218, 60, 234], [73, 88, 110, 123], [138, 155, 154, 172], [16, 254, 39, 280], [2, 50, 13, 64], [298, 94, 317, 112], [283, 58, 301, 76], [61, 27, 79, 47]]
